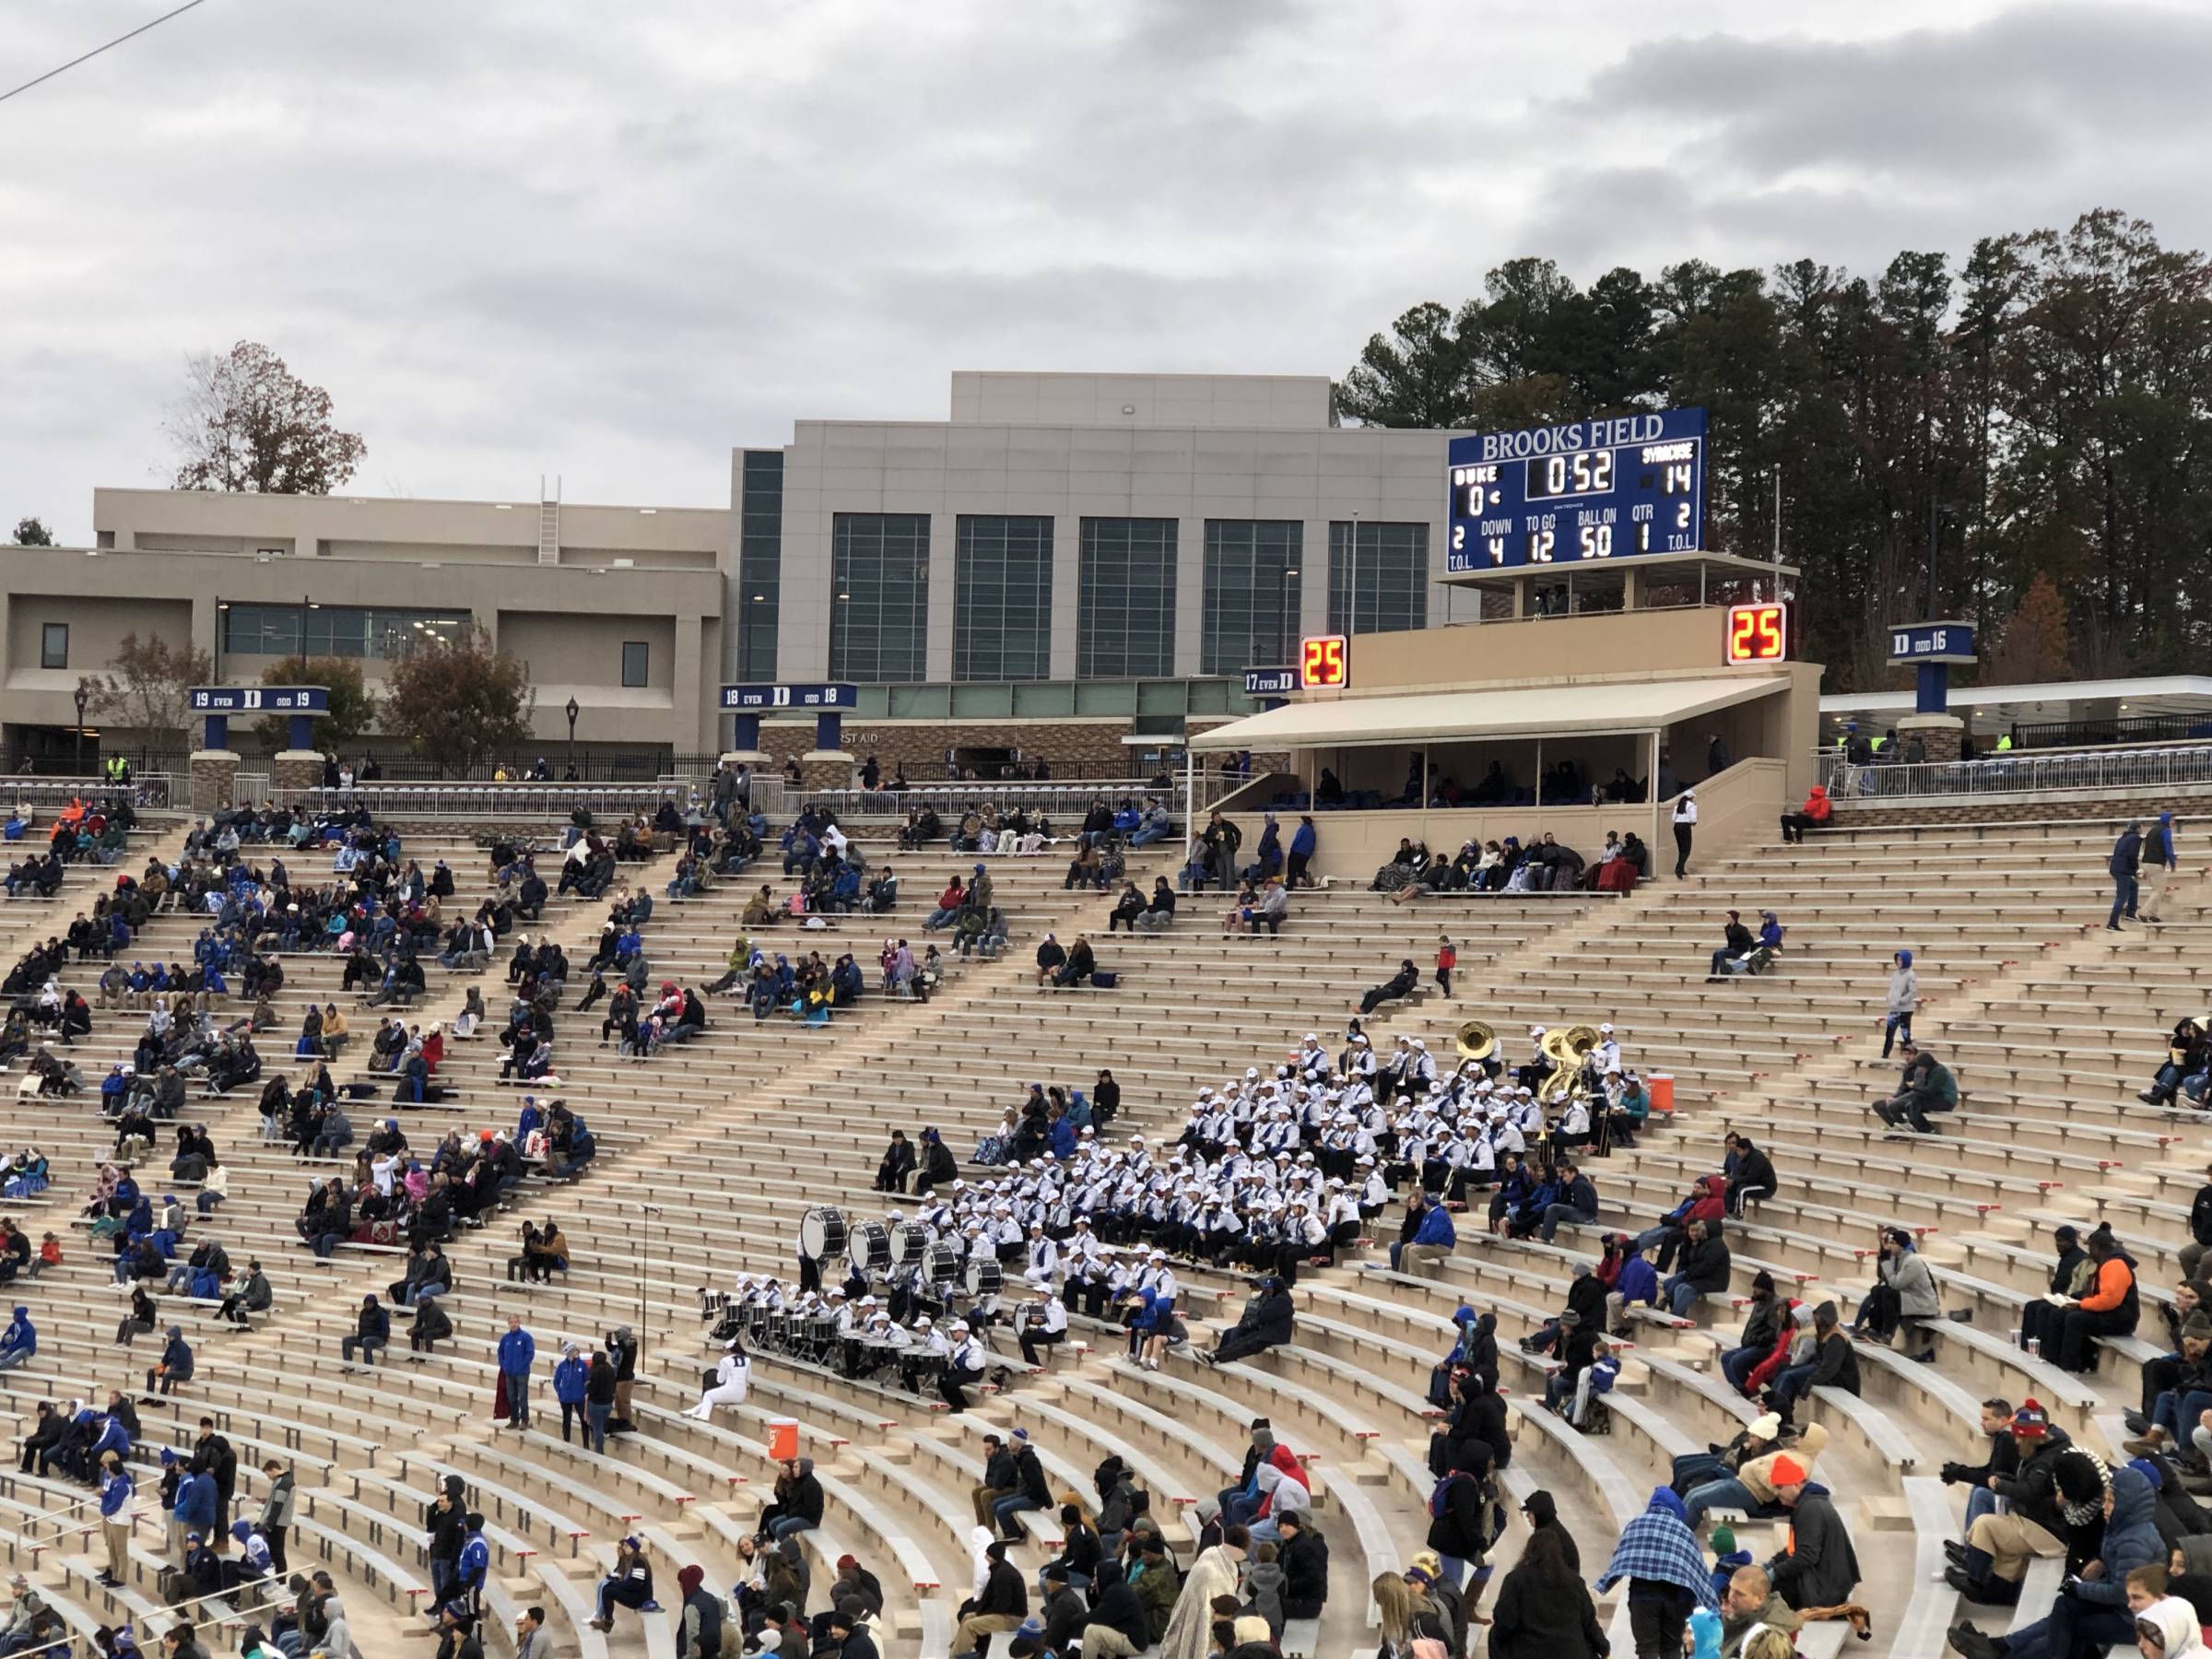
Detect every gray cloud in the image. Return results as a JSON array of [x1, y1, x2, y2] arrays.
[[0, 0, 2201, 536]]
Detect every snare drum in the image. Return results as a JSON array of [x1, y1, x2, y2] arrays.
[[924, 1241, 960, 1286], [849, 1220, 892, 1276], [965, 1256, 1004, 1299], [800, 1205, 848, 1261], [888, 1220, 927, 1270]]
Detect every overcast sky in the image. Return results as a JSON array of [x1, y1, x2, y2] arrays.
[[3, 0, 2206, 538]]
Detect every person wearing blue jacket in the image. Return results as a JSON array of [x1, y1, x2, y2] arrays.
[[2109, 820, 2143, 930], [1392, 1192, 1457, 1275], [88, 1411, 131, 1470], [97, 1453, 133, 1586], [173, 1464, 217, 1552], [2142, 809, 2179, 924], [552, 1342, 591, 1443], [498, 1315, 536, 1430], [1947, 1462, 2161, 1659], [1286, 816, 1317, 888], [1608, 1242, 1663, 1335], [455, 1512, 490, 1613], [147, 1325, 192, 1395], [0, 1308, 33, 1370]]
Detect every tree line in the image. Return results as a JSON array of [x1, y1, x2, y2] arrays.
[[1337, 208, 2212, 690]]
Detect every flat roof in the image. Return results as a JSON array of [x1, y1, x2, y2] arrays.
[[1190, 674, 1787, 751], [1820, 675, 2212, 724]]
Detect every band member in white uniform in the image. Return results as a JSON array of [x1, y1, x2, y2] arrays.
[[688, 1337, 751, 1419]]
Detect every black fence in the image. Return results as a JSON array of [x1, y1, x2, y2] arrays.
[[2004, 710, 2212, 750]]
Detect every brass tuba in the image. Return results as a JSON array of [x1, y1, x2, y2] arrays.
[[1453, 1019, 1497, 1062], [1536, 1025, 1601, 1103]]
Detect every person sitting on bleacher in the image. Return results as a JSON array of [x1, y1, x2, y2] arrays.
[[1763, 1301, 1859, 1429], [2143, 1018, 2210, 1108], [1850, 1227, 1942, 1355], [1705, 911, 1756, 980], [1685, 1421, 1830, 1529], [1947, 1460, 2161, 1659], [1874, 1043, 1957, 1136], [2052, 1227, 2141, 1373]]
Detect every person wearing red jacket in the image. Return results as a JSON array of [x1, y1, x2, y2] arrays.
[[1780, 783, 1833, 844], [1629, 1174, 1727, 1274], [1744, 1296, 1806, 1397]]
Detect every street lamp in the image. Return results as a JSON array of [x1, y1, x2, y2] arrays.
[[72, 679, 89, 776], [565, 697, 580, 776]]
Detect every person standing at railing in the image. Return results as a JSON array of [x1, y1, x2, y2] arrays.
[[1671, 788, 1697, 878], [2143, 810, 2179, 924], [2109, 820, 2145, 931]]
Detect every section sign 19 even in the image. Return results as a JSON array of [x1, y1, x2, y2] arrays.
[[1446, 406, 1706, 571]]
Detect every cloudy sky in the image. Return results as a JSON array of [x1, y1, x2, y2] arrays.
[[3, 0, 2206, 537]]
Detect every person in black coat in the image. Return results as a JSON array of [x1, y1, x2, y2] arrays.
[[1276, 1512, 1329, 1621], [1206, 1282, 1294, 1366], [913, 1130, 958, 1196], [1084, 1559, 1152, 1649], [872, 1132, 915, 1194], [1488, 1526, 1604, 1659], [1360, 959, 1418, 1016], [1426, 1453, 1493, 1567]]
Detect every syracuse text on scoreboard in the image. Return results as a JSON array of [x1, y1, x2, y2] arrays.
[[1446, 406, 1707, 571]]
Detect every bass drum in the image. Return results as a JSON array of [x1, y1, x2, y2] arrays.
[[848, 1220, 892, 1276], [965, 1256, 1004, 1300], [799, 1206, 848, 1262], [924, 1242, 961, 1286], [888, 1220, 928, 1270]]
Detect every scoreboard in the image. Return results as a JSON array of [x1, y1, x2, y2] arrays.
[[1446, 406, 1707, 572]]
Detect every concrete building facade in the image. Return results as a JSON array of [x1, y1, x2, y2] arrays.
[[2, 372, 1478, 775]]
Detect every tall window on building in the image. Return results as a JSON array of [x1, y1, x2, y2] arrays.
[[39, 623, 67, 669], [1328, 521, 1429, 636], [951, 515, 1053, 681], [737, 450, 783, 679], [1077, 518, 1177, 678], [829, 512, 930, 683], [1200, 520, 1303, 676], [620, 641, 650, 688]]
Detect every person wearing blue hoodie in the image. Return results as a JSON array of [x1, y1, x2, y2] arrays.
[[97, 1453, 133, 1587], [2142, 809, 2179, 924], [497, 1315, 536, 1430], [1607, 1242, 1663, 1335], [1286, 816, 1317, 888], [1392, 1192, 1456, 1275], [0, 1308, 33, 1371], [1946, 1462, 2161, 1659], [2109, 820, 2144, 930], [1244, 815, 1282, 883], [455, 1512, 489, 1614], [552, 1342, 591, 1443], [172, 1463, 217, 1559], [1881, 950, 1919, 1059], [147, 1325, 192, 1395]]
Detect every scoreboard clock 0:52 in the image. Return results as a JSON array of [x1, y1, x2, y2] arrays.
[[1446, 406, 1707, 571], [1723, 602, 1789, 665], [1300, 634, 1348, 689]]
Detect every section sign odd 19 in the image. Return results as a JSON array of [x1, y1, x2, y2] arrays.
[[1446, 406, 1706, 571]]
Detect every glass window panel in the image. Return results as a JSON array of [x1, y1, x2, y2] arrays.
[[738, 450, 783, 679], [219, 605, 469, 660], [40, 623, 67, 669], [1327, 521, 1429, 636], [1200, 520, 1304, 676], [953, 515, 1053, 681], [888, 684, 949, 719], [829, 513, 930, 683], [1074, 681, 1138, 716], [950, 684, 1015, 718], [1012, 682, 1076, 717], [621, 641, 649, 688], [1077, 518, 1177, 679]]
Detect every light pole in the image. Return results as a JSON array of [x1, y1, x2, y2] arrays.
[[72, 679, 88, 776], [565, 697, 581, 778]]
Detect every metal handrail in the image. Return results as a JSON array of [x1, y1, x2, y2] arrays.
[[795, 778, 1187, 820], [275, 782, 699, 820], [1820, 742, 2212, 801], [1, 776, 173, 811]]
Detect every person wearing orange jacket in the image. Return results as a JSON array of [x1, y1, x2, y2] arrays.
[[1779, 783, 1832, 844], [2055, 1230, 2139, 1372]]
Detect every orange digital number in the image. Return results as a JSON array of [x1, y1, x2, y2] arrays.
[[1725, 603, 1786, 664], [1300, 635, 1347, 688]]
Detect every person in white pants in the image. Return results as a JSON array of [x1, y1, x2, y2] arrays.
[[688, 1339, 751, 1419]]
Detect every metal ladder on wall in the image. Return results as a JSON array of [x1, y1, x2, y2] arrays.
[[537, 474, 561, 565]]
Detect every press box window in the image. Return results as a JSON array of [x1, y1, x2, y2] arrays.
[[621, 641, 650, 688], [40, 623, 67, 669]]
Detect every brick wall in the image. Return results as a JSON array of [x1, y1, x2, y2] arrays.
[[1832, 785, 2212, 827]]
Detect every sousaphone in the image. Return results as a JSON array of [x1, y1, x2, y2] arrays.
[[1453, 1019, 1497, 1062], [1537, 1025, 1601, 1104]]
